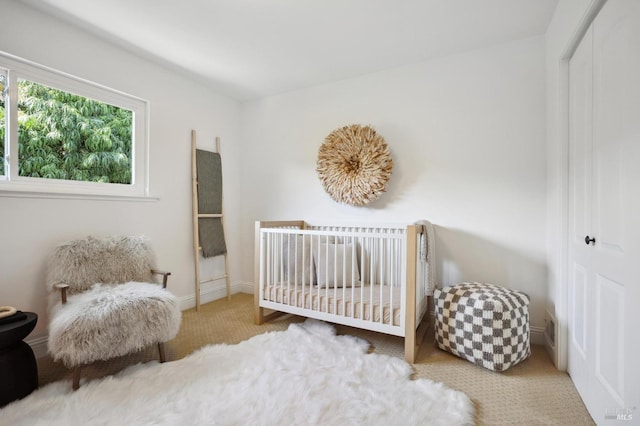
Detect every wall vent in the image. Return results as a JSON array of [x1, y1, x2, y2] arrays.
[[544, 310, 556, 348]]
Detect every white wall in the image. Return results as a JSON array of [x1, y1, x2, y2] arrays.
[[0, 1, 242, 340], [545, 0, 604, 369], [239, 36, 548, 329], [0, 2, 559, 349]]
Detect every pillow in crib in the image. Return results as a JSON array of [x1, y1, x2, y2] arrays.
[[313, 242, 361, 288], [283, 235, 316, 285]]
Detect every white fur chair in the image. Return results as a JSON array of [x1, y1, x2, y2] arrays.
[[46, 235, 182, 390]]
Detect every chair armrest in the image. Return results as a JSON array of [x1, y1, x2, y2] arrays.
[[151, 269, 171, 289], [54, 283, 70, 304]]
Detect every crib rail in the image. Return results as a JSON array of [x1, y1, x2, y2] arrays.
[[255, 221, 426, 338]]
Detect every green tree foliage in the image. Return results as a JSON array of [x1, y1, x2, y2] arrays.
[[5, 80, 133, 184]]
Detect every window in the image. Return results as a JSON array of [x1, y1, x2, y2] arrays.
[[0, 51, 149, 198]]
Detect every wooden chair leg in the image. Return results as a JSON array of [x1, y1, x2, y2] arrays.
[[158, 342, 166, 363], [72, 366, 81, 391]]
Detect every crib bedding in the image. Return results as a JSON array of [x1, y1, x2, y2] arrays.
[[264, 283, 404, 326]]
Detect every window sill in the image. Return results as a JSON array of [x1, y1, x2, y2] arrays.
[[0, 188, 159, 202]]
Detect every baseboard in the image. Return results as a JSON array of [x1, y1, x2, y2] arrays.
[[178, 284, 227, 310], [27, 335, 49, 359], [28, 283, 548, 359], [234, 281, 255, 294], [178, 281, 254, 310], [530, 326, 545, 346]]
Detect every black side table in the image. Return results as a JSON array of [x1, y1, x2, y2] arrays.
[[0, 312, 38, 407]]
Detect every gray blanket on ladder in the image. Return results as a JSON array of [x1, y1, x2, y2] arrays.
[[196, 149, 227, 258]]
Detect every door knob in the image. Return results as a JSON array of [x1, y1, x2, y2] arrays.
[[584, 235, 596, 245]]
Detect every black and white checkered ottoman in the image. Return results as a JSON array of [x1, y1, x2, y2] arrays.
[[434, 282, 530, 372]]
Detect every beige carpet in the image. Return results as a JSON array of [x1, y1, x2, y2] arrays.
[[36, 293, 594, 425]]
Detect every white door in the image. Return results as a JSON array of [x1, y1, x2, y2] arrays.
[[568, 0, 640, 423], [568, 21, 592, 411]]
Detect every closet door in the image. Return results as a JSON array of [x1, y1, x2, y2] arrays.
[[567, 23, 592, 412], [568, 0, 640, 421]]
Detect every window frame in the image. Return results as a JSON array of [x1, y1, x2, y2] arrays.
[[0, 51, 149, 198]]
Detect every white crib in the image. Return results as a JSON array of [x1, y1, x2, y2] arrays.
[[254, 220, 433, 363]]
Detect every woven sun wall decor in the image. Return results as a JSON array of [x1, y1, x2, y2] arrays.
[[316, 124, 393, 206]]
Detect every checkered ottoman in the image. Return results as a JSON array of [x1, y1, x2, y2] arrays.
[[434, 282, 530, 372]]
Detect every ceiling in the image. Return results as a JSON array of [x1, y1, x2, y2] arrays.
[[26, 0, 559, 101]]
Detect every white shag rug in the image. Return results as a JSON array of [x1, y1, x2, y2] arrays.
[[0, 320, 475, 425]]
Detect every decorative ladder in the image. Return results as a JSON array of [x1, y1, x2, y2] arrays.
[[191, 129, 231, 311]]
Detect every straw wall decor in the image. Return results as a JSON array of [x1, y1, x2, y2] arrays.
[[316, 124, 393, 206]]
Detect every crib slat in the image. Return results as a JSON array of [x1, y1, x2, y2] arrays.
[[361, 236, 366, 321], [279, 233, 283, 299], [296, 233, 302, 308], [324, 234, 329, 313], [266, 232, 272, 297], [369, 235, 375, 324], [320, 234, 324, 313], [333, 232, 338, 316], [379, 231, 383, 322]]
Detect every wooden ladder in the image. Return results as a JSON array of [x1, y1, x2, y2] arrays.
[[191, 130, 231, 311]]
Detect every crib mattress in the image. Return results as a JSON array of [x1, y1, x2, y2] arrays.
[[264, 284, 402, 326]]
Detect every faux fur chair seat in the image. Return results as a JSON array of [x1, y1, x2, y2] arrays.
[[46, 235, 182, 389], [48, 282, 181, 367]]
